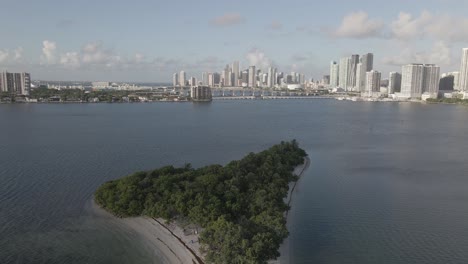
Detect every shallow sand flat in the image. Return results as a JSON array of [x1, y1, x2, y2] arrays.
[[92, 202, 202, 264]]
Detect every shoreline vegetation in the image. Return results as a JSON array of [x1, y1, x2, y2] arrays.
[[95, 141, 308, 264]]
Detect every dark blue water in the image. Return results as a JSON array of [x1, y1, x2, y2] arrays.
[[1, 101, 468, 263]]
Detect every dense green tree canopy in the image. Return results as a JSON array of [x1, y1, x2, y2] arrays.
[[95, 140, 307, 263]]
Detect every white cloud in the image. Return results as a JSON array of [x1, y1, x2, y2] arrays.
[[0, 47, 23, 63], [390, 11, 433, 40], [60, 52, 80, 68], [246, 48, 272, 69], [390, 11, 468, 42], [210, 13, 244, 27], [333, 11, 384, 38], [41, 40, 57, 64], [382, 41, 453, 66]]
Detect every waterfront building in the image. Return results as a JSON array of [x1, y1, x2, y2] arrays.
[[439, 75, 455, 91], [422, 64, 440, 96], [172, 73, 179, 87], [388, 72, 402, 94], [401, 64, 424, 98], [330, 61, 339, 87], [339, 57, 350, 89], [190, 86, 212, 102], [0, 72, 31, 95], [365, 70, 381, 96], [179, 71, 186, 87], [459, 48, 468, 92], [248, 66, 256, 88]]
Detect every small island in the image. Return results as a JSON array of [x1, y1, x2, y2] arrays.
[[95, 140, 308, 264]]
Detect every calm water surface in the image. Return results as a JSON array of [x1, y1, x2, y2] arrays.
[[1, 101, 468, 263]]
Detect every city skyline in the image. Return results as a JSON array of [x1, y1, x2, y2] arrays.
[[1, 0, 468, 82]]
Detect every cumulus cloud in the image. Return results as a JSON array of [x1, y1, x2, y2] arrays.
[[0, 47, 23, 63], [390, 11, 468, 42], [390, 11, 433, 40], [382, 41, 452, 66], [210, 13, 244, 27], [246, 48, 272, 69], [332, 11, 384, 38], [41, 40, 57, 64]]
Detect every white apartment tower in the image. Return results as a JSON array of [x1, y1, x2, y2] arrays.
[[355, 63, 363, 92], [339, 57, 350, 89], [422, 64, 440, 95], [179, 71, 186, 87], [356, 53, 374, 91], [365, 70, 381, 96], [330, 61, 339, 87], [172, 73, 179, 87], [0, 72, 31, 95], [459, 48, 468, 92], [401, 64, 424, 98]]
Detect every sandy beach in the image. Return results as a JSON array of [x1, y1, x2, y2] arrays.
[[92, 201, 203, 264]]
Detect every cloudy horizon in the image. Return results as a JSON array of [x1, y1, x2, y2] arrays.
[[1, 0, 467, 82]]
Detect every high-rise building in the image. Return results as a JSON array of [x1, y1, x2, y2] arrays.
[[388, 72, 402, 94], [172, 73, 179, 87], [339, 57, 350, 89], [401, 64, 424, 98], [267, 67, 277, 87], [201, 72, 208, 86], [355, 63, 364, 92], [439, 75, 455, 91], [179, 71, 186, 87], [330, 61, 339, 87], [361, 53, 374, 72], [459, 48, 468, 92], [241, 70, 249, 86], [189, 77, 197, 87], [365, 70, 381, 96], [190, 86, 212, 102], [0, 72, 31, 95], [355, 53, 374, 91], [422, 64, 440, 95], [248, 66, 256, 88], [349, 54, 360, 89], [232, 61, 240, 87], [222, 64, 232, 87]]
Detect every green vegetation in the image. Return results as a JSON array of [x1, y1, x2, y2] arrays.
[[426, 98, 468, 105], [95, 140, 307, 263]]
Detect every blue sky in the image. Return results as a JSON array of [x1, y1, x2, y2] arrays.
[[1, 0, 467, 82]]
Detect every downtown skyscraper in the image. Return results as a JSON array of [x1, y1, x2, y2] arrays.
[[356, 53, 374, 91], [459, 48, 468, 92], [330, 61, 339, 87]]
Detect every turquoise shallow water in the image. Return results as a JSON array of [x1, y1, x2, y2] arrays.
[[1, 101, 468, 263]]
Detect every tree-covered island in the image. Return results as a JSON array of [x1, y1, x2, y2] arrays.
[[95, 140, 308, 263]]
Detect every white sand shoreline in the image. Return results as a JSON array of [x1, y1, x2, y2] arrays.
[[92, 201, 203, 264]]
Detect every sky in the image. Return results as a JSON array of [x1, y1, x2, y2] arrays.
[[1, 0, 468, 82]]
